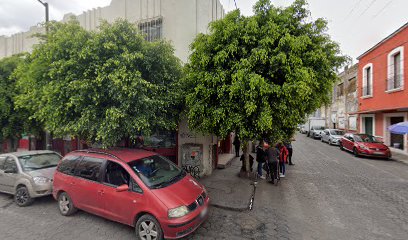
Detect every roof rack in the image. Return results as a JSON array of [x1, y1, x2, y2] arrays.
[[73, 150, 121, 161]]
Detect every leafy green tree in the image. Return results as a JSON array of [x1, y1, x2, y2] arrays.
[[183, 0, 347, 173], [0, 54, 38, 142], [15, 19, 183, 147]]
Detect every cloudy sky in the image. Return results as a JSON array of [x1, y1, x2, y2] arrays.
[[1, 0, 407, 61]]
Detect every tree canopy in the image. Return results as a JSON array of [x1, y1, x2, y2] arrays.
[[183, 0, 347, 142], [0, 54, 38, 141], [15, 19, 183, 147]]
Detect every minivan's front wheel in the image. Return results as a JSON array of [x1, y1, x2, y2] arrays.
[[58, 192, 77, 216], [15, 186, 34, 207], [135, 214, 163, 240]]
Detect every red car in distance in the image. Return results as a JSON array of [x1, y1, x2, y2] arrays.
[[340, 133, 392, 159], [53, 148, 209, 240]]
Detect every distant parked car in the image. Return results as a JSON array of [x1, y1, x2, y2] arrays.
[[309, 126, 326, 139], [340, 133, 391, 159], [0, 150, 61, 206], [53, 148, 209, 240], [299, 125, 307, 134], [321, 129, 345, 145]]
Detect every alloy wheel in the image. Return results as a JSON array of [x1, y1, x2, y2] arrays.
[[353, 148, 359, 157], [139, 221, 158, 240], [59, 195, 70, 214], [15, 188, 29, 205]]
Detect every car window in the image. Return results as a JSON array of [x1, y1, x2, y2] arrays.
[[103, 161, 130, 187], [0, 156, 6, 170], [355, 135, 381, 143], [4, 157, 18, 172], [75, 157, 104, 182], [129, 155, 185, 189], [18, 153, 61, 171], [330, 130, 344, 135], [57, 155, 81, 176], [130, 178, 143, 193]]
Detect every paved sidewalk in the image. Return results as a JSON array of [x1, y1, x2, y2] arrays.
[[391, 149, 408, 164], [199, 156, 255, 211]]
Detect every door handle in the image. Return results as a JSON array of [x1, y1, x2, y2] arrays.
[[70, 182, 76, 186], [98, 190, 105, 195]]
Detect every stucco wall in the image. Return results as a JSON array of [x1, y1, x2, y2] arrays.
[[178, 118, 218, 177], [358, 25, 408, 112]]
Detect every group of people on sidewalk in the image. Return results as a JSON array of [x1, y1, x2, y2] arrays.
[[255, 140, 294, 184]]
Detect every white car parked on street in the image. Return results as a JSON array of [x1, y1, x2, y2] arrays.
[[321, 129, 345, 145]]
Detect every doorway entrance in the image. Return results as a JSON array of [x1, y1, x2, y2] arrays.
[[390, 117, 404, 150], [363, 117, 374, 135]]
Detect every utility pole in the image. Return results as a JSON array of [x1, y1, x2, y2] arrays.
[[37, 0, 51, 150], [37, 0, 49, 33]]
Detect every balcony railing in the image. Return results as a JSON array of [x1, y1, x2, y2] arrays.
[[387, 74, 403, 91]]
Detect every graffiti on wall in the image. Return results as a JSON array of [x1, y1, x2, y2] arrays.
[[181, 144, 203, 178]]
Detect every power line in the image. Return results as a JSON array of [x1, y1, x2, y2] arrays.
[[343, 0, 365, 22], [372, 0, 393, 19], [358, 0, 379, 19]]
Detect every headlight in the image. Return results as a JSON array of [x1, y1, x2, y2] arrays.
[[359, 145, 369, 150], [168, 206, 189, 218], [33, 176, 51, 184]]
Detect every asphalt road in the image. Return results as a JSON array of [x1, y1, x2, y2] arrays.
[[1, 134, 407, 240]]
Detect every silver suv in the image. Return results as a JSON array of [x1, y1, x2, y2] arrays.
[[0, 150, 61, 206]]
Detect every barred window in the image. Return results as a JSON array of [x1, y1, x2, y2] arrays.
[[138, 18, 163, 42]]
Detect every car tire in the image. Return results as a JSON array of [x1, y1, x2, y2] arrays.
[[328, 140, 332, 145], [353, 148, 360, 157], [14, 186, 34, 207], [135, 214, 164, 240], [340, 143, 344, 151], [58, 192, 77, 216]]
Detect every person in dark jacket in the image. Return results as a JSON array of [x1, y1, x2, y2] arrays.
[[265, 142, 279, 184], [284, 140, 294, 165], [256, 140, 266, 179], [233, 136, 241, 157]]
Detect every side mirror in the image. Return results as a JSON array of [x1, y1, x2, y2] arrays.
[[4, 168, 17, 174], [116, 184, 129, 192]]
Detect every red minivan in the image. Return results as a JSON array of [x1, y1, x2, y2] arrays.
[[53, 149, 209, 239]]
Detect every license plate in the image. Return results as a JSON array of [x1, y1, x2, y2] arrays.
[[374, 151, 384, 155], [200, 207, 208, 218]]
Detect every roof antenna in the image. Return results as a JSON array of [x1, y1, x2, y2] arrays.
[[233, 0, 238, 9]]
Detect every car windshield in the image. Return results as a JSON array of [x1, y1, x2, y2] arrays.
[[330, 130, 344, 135], [129, 155, 185, 189], [354, 135, 381, 143], [18, 153, 61, 171], [313, 126, 325, 130]]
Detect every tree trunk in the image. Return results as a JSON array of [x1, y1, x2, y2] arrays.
[[240, 141, 251, 178]]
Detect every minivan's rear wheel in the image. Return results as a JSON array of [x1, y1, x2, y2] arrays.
[[58, 192, 77, 216], [15, 186, 34, 207], [135, 214, 163, 240]]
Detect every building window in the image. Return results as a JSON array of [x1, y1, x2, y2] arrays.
[[362, 63, 373, 97], [337, 83, 344, 97], [387, 46, 404, 91], [138, 18, 163, 42]]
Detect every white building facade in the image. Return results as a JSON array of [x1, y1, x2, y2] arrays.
[[1, 0, 225, 62]]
